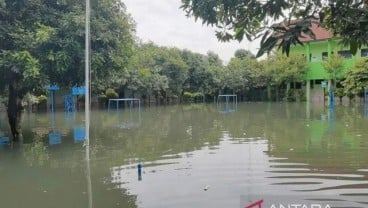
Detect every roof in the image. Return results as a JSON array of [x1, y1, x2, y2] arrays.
[[299, 23, 333, 42], [274, 20, 334, 45]]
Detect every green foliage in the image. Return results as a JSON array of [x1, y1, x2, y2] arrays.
[[265, 52, 308, 85], [221, 57, 249, 92], [182, 50, 218, 96], [342, 58, 368, 95], [22, 93, 39, 107], [37, 95, 47, 103], [322, 53, 344, 80], [105, 88, 118, 99], [181, 0, 368, 57], [286, 89, 296, 102], [127, 43, 170, 97], [183, 91, 203, 103], [298, 89, 307, 102], [234, 49, 255, 60], [0, 0, 135, 96], [335, 88, 345, 99], [159, 48, 189, 97], [0, 50, 46, 97]]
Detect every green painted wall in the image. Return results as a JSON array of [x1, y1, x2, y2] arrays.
[[290, 39, 365, 80]]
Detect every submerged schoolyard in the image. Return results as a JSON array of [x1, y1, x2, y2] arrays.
[[0, 103, 368, 208]]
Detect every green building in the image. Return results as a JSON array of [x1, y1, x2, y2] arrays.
[[290, 24, 368, 103]]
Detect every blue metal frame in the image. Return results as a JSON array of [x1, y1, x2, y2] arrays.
[[328, 88, 335, 108], [72, 86, 86, 95], [74, 127, 86, 143], [64, 94, 76, 113], [48, 85, 60, 113], [64, 86, 86, 113]]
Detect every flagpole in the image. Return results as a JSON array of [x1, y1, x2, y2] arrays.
[[85, 0, 92, 207], [85, 0, 90, 148]]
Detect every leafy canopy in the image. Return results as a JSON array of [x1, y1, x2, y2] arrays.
[[343, 58, 368, 94], [181, 0, 368, 57], [321, 52, 344, 80]]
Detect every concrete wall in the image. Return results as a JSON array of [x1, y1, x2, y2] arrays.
[[291, 39, 367, 80]]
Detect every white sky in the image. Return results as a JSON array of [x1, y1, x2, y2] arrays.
[[123, 0, 260, 63]]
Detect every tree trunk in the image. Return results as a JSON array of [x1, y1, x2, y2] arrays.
[[267, 84, 272, 101], [293, 81, 297, 101], [7, 82, 23, 141], [286, 82, 291, 101]]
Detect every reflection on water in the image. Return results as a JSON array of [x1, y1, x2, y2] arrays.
[[0, 104, 368, 207], [0, 113, 10, 148]]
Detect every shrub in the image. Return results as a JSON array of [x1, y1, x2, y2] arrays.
[[183, 92, 203, 103], [298, 89, 306, 102], [105, 88, 118, 99], [335, 88, 345, 102], [286, 89, 296, 102], [98, 94, 107, 102], [37, 95, 48, 103]]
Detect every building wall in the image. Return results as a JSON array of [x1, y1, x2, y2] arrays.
[[290, 39, 368, 80]]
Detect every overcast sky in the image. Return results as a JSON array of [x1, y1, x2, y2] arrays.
[[123, 0, 260, 63]]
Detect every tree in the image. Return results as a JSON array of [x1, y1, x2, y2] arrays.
[[221, 57, 248, 94], [159, 47, 189, 102], [181, 0, 368, 57], [234, 49, 255, 60], [181, 50, 218, 102], [0, 0, 50, 140], [41, 0, 135, 93], [322, 52, 344, 88], [343, 58, 368, 96], [127, 43, 168, 103], [264, 52, 307, 101], [0, 0, 134, 141], [207, 51, 223, 67]]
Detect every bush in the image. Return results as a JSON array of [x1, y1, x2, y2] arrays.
[[298, 89, 307, 102], [335, 88, 345, 101], [286, 89, 296, 102], [347, 92, 355, 103], [183, 91, 203, 103], [183, 92, 194, 102], [105, 88, 118, 99], [36, 95, 48, 111], [98, 94, 107, 102], [37, 95, 48, 103]]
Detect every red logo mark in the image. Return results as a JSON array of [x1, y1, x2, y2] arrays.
[[245, 199, 263, 208]]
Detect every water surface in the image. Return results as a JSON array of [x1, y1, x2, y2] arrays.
[[1, 103, 368, 207]]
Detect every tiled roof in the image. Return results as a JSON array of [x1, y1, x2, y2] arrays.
[[299, 23, 333, 42]]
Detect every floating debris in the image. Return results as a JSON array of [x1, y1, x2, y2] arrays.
[[204, 185, 210, 191]]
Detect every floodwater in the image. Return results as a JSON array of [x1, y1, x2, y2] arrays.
[[1, 103, 368, 208]]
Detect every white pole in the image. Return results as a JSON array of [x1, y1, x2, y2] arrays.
[[85, 0, 90, 148], [85, 0, 92, 207]]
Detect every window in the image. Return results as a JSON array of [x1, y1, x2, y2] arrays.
[[311, 55, 319, 62], [322, 52, 328, 60], [338, 50, 352, 59], [361, 48, 368, 57], [308, 53, 320, 62]]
